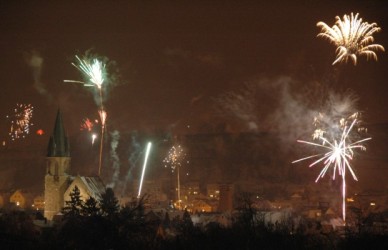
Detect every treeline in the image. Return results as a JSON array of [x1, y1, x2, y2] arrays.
[[0, 187, 387, 249]]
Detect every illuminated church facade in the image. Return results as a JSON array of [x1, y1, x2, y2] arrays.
[[44, 110, 105, 221]]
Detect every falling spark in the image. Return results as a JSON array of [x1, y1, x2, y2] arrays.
[[65, 54, 108, 176], [7, 103, 34, 140], [80, 118, 94, 131], [163, 145, 184, 172], [317, 12, 385, 65], [91, 134, 97, 145], [164, 145, 185, 209], [138, 142, 152, 198], [36, 129, 44, 135], [293, 115, 371, 222]]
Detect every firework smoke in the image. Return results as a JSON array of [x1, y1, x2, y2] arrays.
[[121, 132, 142, 196], [25, 50, 48, 96], [108, 130, 120, 188]]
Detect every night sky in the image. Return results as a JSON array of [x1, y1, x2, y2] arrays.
[[0, 1, 387, 191]]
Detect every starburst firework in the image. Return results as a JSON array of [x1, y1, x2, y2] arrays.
[[317, 12, 384, 65], [65, 54, 108, 176], [164, 145, 185, 209], [293, 111, 371, 222], [7, 103, 34, 140]]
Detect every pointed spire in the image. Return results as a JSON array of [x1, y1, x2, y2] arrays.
[[47, 109, 70, 157]]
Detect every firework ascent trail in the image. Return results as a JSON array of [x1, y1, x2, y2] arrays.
[[138, 142, 152, 198]]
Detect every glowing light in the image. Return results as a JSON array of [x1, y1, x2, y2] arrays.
[[164, 145, 185, 209], [36, 129, 44, 135], [64, 55, 105, 89], [293, 115, 371, 222], [98, 110, 107, 127], [97, 109, 107, 175], [317, 13, 384, 65], [80, 118, 94, 131], [138, 142, 152, 198], [163, 145, 184, 172], [91, 134, 97, 145], [7, 103, 34, 140], [65, 54, 108, 176]]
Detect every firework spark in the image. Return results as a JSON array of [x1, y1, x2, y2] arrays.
[[64, 55, 105, 89], [91, 134, 97, 145], [164, 145, 185, 209], [66, 54, 109, 176], [80, 118, 95, 131], [317, 12, 385, 65], [293, 112, 371, 222], [164, 145, 184, 172], [138, 142, 152, 198], [7, 103, 34, 140], [98, 110, 107, 176]]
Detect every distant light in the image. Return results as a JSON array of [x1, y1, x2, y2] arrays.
[[346, 198, 355, 202], [370, 202, 376, 206], [36, 129, 44, 135]]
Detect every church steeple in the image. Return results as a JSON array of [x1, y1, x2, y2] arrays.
[[47, 109, 70, 157], [44, 109, 71, 221]]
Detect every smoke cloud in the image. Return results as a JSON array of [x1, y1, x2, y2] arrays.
[[107, 130, 120, 188], [25, 50, 48, 96]]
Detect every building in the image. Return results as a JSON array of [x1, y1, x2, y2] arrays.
[[218, 183, 234, 212], [10, 189, 32, 209], [44, 110, 106, 220]]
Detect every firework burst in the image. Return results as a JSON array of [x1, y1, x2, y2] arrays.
[[317, 12, 385, 65], [65, 54, 109, 176], [65, 55, 105, 89], [164, 145, 185, 209], [293, 111, 371, 222], [80, 118, 95, 132], [7, 103, 34, 140], [164, 145, 184, 171]]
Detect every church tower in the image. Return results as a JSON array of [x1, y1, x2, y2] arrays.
[[44, 109, 71, 220]]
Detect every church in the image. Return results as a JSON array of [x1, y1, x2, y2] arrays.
[[44, 110, 106, 221]]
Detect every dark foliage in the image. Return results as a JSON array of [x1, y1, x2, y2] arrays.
[[1, 191, 387, 249]]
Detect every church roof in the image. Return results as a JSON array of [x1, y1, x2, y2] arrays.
[[47, 109, 70, 157], [78, 176, 106, 200]]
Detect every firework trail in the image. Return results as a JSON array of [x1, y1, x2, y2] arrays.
[[293, 105, 371, 222], [138, 142, 152, 198], [91, 134, 97, 146], [7, 103, 34, 141], [317, 12, 384, 65], [164, 145, 185, 208], [98, 110, 107, 175], [108, 130, 120, 188], [65, 54, 108, 176]]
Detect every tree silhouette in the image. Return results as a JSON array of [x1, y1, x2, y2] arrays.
[[62, 185, 83, 218], [82, 196, 100, 217], [100, 187, 120, 217]]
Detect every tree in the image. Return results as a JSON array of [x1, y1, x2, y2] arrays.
[[62, 185, 83, 218], [100, 187, 120, 217], [82, 196, 100, 217]]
